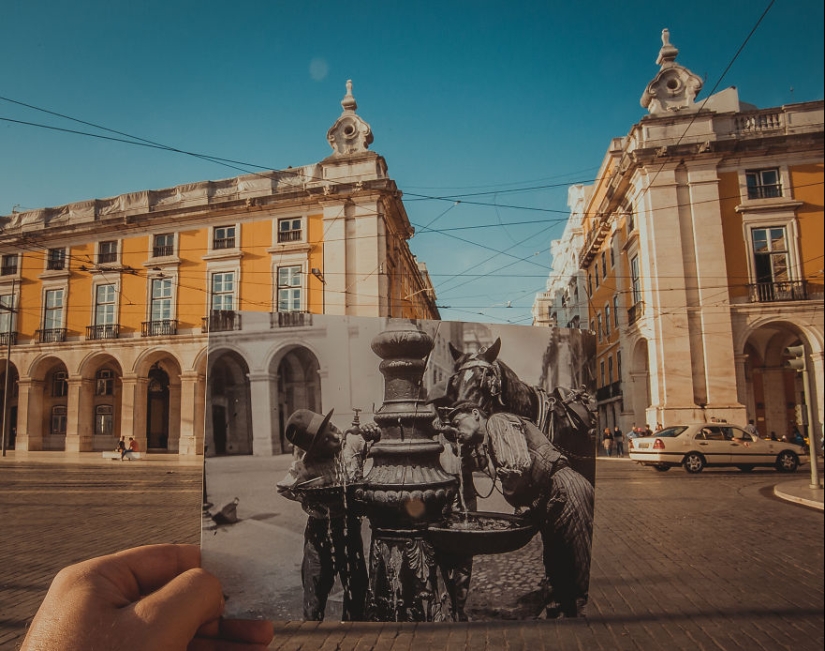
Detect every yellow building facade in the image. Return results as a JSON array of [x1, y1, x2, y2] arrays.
[[0, 81, 439, 456], [567, 32, 824, 444]]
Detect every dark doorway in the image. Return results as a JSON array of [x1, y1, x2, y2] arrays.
[[147, 364, 170, 449], [212, 404, 227, 455]]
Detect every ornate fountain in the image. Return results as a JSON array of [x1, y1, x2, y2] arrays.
[[353, 319, 457, 621], [353, 319, 536, 622]]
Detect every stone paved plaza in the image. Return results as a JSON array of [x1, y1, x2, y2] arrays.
[[0, 455, 822, 650]]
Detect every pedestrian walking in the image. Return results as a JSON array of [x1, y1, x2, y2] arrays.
[[602, 427, 613, 457], [612, 426, 624, 457]]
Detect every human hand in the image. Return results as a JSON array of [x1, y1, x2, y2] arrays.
[[359, 422, 382, 443], [20, 544, 274, 651]]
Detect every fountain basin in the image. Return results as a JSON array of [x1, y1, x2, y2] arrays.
[[427, 511, 538, 555]]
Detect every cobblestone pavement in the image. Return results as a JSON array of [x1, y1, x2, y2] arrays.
[[1, 456, 822, 650]]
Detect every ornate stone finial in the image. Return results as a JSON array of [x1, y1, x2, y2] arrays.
[[327, 79, 374, 155], [656, 28, 679, 66], [641, 29, 703, 115], [341, 79, 357, 112]]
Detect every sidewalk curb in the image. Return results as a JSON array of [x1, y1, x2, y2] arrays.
[[774, 483, 824, 511]]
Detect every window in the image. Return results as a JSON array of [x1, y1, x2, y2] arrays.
[[52, 371, 68, 397], [98, 241, 118, 264], [610, 242, 615, 268], [277, 266, 302, 312], [213, 226, 236, 250], [1, 254, 18, 276], [601, 252, 607, 279], [594, 263, 600, 288], [153, 233, 174, 258], [47, 248, 66, 271], [596, 312, 602, 342], [51, 406, 67, 435], [604, 304, 611, 336], [96, 369, 115, 396], [95, 405, 114, 437], [746, 168, 782, 199], [608, 356, 614, 384], [151, 278, 173, 322], [587, 273, 593, 297], [630, 255, 641, 305], [616, 350, 622, 381], [211, 272, 235, 312], [600, 360, 605, 387], [43, 289, 64, 331], [751, 227, 789, 285], [0, 294, 15, 333], [613, 295, 620, 328], [627, 210, 635, 233], [95, 284, 117, 327], [589, 319, 595, 333], [278, 218, 303, 243]]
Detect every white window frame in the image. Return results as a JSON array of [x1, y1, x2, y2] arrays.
[[277, 264, 305, 313], [46, 247, 67, 271], [739, 212, 801, 286], [0, 292, 17, 334], [146, 272, 177, 325], [737, 165, 793, 204], [42, 286, 66, 331], [277, 217, 304, 244], [97, 240, 120, 265], [210, 270, 237, 312], [93, 282, 119, 327], [630, 255, 642, 305], [151, 232, 177, 259], [211, 224, 239, 252]]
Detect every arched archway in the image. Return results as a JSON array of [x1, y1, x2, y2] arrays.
[[206, 350, 252, 456], [79, 353, 123, 451], [273, 346, 321, 454], [28, 356, 69, 451], [742, 321, 818, 442], [133, 352, 183, 453]]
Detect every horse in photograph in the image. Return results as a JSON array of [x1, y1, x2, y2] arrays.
[[446, 338, 596, 485]]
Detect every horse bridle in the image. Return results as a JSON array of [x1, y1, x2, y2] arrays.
[[456, 358, 504, 408]]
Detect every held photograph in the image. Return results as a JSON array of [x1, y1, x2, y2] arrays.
[[201, 313, 597, 623]]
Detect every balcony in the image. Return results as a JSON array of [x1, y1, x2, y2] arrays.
[[0, 332, 17, 346], [271, 311, 312, 328], [627, 301, 644, 326], [141, 319, 178, 337], [202, 311, 242, 333], [213, 236, 236, 250], [596, 381, 623, 403], [748, 280, 808, 303], [153, 245, 174, 258], [97, 252, 118, 264], [0, 264, 18, 276], [35, 328, 67, 343], [278, 230, 303, 243], [86, 324, 120, 340]]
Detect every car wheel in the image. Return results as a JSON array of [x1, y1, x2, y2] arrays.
[[737, 465, 754, 472], [775, 451, 799, 473], [683, 452, 705, 474], [654, 464, 670, 472]]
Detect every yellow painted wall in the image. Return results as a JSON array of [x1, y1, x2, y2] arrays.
[[178, 228, 208, 328], [791, 163, 825, 294], [718, 171, 749, 301], [307, 213, 325, 313]]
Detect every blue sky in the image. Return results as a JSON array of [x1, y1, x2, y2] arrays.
[[2, 0, 823, 325]]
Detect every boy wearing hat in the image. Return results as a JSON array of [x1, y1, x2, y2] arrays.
[[276, 408, 376, 621], [445, 402, 594, 618]]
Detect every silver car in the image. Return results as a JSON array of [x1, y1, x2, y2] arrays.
[[628, 423, 809, 474]]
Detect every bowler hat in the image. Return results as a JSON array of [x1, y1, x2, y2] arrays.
[[285, 408, 335, 458]]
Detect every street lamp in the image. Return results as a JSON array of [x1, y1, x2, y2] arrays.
[[311, 268, 326, 314]]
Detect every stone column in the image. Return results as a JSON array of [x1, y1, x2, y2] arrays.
[[14, 379, 41, 451], [65, 377, 95, 452], [248, 371, 276, 455], [120, 376, 148, 450], [178, 371, 204, 456]]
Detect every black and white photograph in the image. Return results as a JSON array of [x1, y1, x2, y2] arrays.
[[201, 312, 597, 623]]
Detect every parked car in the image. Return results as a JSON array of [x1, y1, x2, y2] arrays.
[[628, 423, 809, 474]]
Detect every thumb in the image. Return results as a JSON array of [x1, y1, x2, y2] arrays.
[[130, 568, 224, 649]]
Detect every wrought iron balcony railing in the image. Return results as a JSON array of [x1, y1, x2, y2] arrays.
[[748, 280, 808, 303], [271, 311, 312, 328], [152, 245, 174, 258], [86, 324, 120, 340], [0, 332, 17, 346], [213, 236, 236, 250], [35, 328, 67, 343], [141, 319, 178, 337], [202, 311, 242, 333], [596, 381, 623, 403]]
